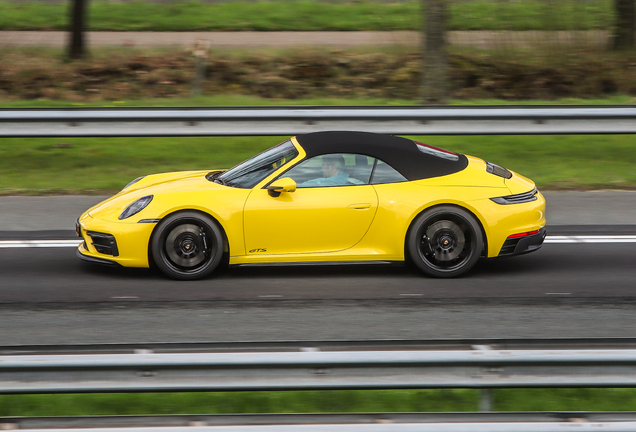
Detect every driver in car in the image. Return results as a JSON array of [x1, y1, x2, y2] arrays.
[[299, 155, 350, 187]]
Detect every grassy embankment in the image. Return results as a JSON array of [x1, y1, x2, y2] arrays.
[[0, 0, 614, 31], [1, 94, 635, 195], [1, 42, 634, 195], [3, 388, 636, 416]]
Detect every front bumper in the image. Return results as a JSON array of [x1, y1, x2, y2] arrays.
[[498, 227, 547, 257], [76, 213, 157, 268], [76, 247, 121, 267]]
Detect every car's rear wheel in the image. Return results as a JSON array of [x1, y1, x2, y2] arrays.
[[407, 206, 483, 278], [151, 212, 224, 280]]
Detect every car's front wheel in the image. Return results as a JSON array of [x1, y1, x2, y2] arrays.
[[407, 206, 484, 278], [151, 212, 224, 280]]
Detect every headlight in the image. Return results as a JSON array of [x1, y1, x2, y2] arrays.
[[122, 176, 145, 191], [119, 195, 153, 220]]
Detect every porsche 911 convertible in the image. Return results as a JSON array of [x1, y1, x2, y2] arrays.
[[77, 131, 546, 280]]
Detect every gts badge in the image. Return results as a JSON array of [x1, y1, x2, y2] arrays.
[[249, 248, 267, 253]]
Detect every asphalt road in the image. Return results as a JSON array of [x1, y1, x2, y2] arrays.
[[1, 192, 635, 345], [1, 241, 636, 304], [2, 240, 636, 345]]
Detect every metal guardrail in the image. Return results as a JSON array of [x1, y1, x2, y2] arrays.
[[4, 413, 636, 432], [4, 339, 636, 394], [4, 337, 636, 355], [5, 340, 636, 431], [1, 105, 636, 137]]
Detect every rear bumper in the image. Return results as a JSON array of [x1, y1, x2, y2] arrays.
[[498, 227, 547, 257]]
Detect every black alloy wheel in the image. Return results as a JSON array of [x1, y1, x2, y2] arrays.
[[151, 212, 224, 280], [407, 206, 484, 278]]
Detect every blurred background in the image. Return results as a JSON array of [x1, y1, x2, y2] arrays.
[[0, 0, 634, 193], [1, 0, 636, 420], [0, 0, 633, 103]]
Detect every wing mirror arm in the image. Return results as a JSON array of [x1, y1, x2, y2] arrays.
[[266, 178, 297, 197]]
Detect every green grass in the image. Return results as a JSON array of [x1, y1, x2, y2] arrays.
[[2, 132, 635, 194], [0, 95, 635, 194], [1, 94, 633, 108], [0, 94, 414, 108], [3, 389, 636, 416], [0, 0, 614, 32]]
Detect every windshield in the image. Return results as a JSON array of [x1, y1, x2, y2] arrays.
[[217, 140, 299, 189]]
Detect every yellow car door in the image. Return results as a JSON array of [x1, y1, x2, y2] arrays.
[[243, 185, 378, 256]]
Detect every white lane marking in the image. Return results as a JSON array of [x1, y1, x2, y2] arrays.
[[400, 293, 424, 297], [0, 240, 82, 248], [2, 235, 636, 249], [111, 296, 139, 299], [545, 292, 572, 295], [258, 295, 284, 298]]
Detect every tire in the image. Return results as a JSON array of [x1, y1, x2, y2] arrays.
[[151, 211, 224, 280], [407, 206, 484, 278]]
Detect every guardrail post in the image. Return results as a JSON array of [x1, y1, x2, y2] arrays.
[[191, 40, 208, 97], [479, 389, 492, 412]]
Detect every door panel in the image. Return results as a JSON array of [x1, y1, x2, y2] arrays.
[[243, 185, 378, 255]]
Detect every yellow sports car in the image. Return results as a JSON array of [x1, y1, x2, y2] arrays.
[[77, 131, 546, 280]]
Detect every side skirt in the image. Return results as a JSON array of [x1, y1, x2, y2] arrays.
[[230, 260, 404, 268]]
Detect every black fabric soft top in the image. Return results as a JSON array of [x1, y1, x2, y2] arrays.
[[295, 131, 468, 181]]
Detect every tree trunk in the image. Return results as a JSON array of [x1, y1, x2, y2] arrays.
[[612, 0, 635, 50], [68, 0, 87, 60], [422, 0, 448, 104]]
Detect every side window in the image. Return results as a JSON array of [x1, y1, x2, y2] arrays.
[[283, 154, 375, 188], [370, 160, 407, 184], [348, 155, 374, 184]]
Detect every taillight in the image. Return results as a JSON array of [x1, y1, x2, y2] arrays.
[[507, 230, 540, 239]]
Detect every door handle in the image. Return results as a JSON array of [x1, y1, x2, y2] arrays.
[[348, 203, 371, 210]]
